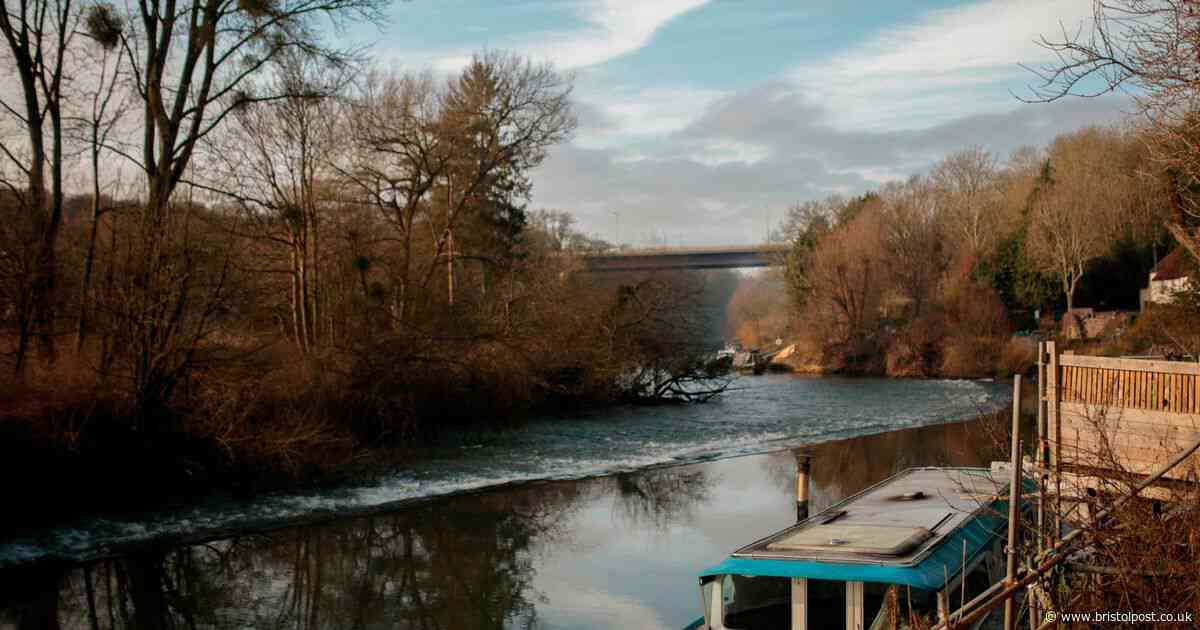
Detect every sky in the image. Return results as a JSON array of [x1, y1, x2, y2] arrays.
[[357, 0, 1130, 246]]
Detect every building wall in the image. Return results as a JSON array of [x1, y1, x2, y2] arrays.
[[1148, 277, 1193, 304]]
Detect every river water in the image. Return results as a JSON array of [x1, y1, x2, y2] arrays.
[[0, 375, 1010, 629]]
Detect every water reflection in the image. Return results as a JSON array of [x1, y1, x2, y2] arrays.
[[764, 412, 1008, 514], [2, 486, 587, 630], [611, 469, 709, 530], [0, 416, 1005, 630]]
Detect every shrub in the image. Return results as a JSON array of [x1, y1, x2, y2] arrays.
[[940, 336, 1003, 378], [937, 266, 1012, 378], [997, 337, 1036, 377], [886, 313, 945, 377], [1120, 299, 1200, 358]]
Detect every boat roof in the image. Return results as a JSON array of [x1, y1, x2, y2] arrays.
[[699, 467, 1011, 591]]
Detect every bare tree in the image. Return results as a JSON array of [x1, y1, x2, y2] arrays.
[[599, 273, 731, 404], [210, 52, 350, 355], [1025, 127, 1141, 311], [779, 194, 842, 308], [104, 202, 254, 429], [341, 52, 575, 326], [727, 273, 790, 349], [930, 146, 1002, 255], [0, 0, 79, 374], [801, 207, 886, 360], [880, 176, 948, 318], [110, 0, 382, 219], [529, 209, 574, 251], [1028, 0, 1200, 258], [96, 0, 383, 423], [71, 2, 132, 353], [339, 69, 448, 324]]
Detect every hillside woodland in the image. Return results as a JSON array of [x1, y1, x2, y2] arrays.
[[725, 126, 1200, 377]]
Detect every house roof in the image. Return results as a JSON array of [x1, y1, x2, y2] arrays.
[[1152, 248, 1195, 282]]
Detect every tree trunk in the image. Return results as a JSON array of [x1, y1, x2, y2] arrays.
[[290, 242, 306, 353], [77, 142, 103, 353], [125, 554, 168, 630], [37, 97, 66, 362], [14, 311, 33, 378], [99, 215, 118, 376], [310, 207, 321, 349], [298, 230, 312, 351], [83, 565, 100, 630], [11, 61, 45, 378]]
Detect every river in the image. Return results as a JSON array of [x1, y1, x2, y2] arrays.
[[0, 375, 1010, 629]]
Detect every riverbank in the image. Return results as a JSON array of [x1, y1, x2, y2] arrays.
[[0, 369, 677, 540], [773, 333, 1038, 379], [0, 388, 379, 541], [0, 411, 1019, 628]]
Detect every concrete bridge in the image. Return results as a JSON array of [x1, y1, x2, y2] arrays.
[[582, 243, 789, 272]]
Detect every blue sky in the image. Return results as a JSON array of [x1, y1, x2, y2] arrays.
[[356, 0, 1130, 245]]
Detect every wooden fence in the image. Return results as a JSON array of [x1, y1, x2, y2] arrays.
[[931, 345, 1200, 630], [1041, 342, 1200, 481], [1058, 355, 1200, 413]]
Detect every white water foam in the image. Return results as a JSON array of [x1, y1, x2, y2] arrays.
[[0, 377, 1008, 568]]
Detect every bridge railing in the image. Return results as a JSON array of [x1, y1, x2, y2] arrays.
[[582, 243, 790, 257], [579, 243, 789, 271]]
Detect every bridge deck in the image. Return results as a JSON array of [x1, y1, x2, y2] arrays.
[[582, 244, 788, 272]]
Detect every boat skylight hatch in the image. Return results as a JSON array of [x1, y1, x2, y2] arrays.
[[765, 523, 937, 556]]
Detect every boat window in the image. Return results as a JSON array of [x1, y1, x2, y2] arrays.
[[805, 579, 847, 630], [866, 586, 937, 630], [945, 560, 993, 612], [721, 574, 791, 629], [865, 561, 992, 630], [969, 561, 992, 607]]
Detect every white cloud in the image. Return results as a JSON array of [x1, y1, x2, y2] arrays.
[[393, 0, 712, 76], [790, 0, 1095, 129], [530, 92, 1130, 246], [524, 0, 711, 70], [682, 140, 772, 167], [834, 166, 908, 186], [576, 86, 726, 147], [535, 580, 671, 629]]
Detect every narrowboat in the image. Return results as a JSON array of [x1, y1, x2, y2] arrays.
[[685, 467, 1019, 630]]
